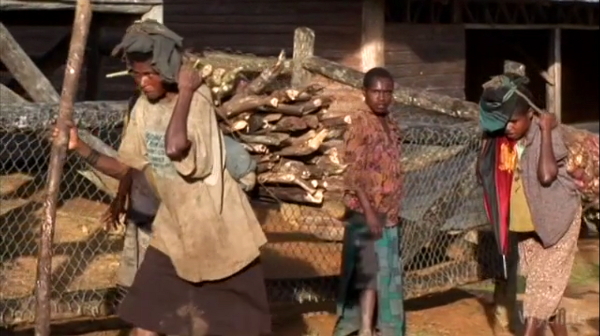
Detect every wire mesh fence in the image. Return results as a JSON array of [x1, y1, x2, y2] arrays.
[[1, 122, 125, 326], [0, 88, 501, 329]]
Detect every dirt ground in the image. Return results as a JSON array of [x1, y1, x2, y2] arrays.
[[63, 238, 597, 336], [2, 172, 599, 336], [0, 172, 343, 302], [1, 171, 344, 325], [6, 239, 596, 336], [272, 239, 599, 336]]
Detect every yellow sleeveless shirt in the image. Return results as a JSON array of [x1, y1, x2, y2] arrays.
[[509, 142, 536, 232]]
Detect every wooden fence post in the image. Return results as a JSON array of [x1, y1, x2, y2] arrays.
[[34, 1, 93, 335], [503, 60, 526, 76], [361, 0, 385, 72], [292, 27, 315, 88], [547, 28, 562, 121]]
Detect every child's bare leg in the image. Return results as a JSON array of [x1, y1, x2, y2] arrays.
[[132, 327, 158, 336], [359, 288, 377, 335], [548, 313, 569, 336], [523, 318, 545, 336]]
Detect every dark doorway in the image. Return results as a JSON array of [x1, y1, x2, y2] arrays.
[[464, 29, 549, 108], [561, 29, 599, 124]]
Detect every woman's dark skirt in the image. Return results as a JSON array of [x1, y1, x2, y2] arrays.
[[117, 246, 271, 336]]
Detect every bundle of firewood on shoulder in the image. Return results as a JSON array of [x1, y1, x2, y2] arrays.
[[561, 125, 599, 226], [184, 50, 350, 214]]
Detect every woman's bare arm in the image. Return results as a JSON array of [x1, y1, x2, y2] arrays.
[[537, 128, 559, 186], [75, 141, 130, 180]]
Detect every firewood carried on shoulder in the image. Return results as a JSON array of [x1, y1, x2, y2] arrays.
[[274, 159, 312, 179], [257, 171, 318, 195], [238, 132, 290, 147], [272, 116, 308, 132], [275, 129, 329, 157], [257, 186, 325, 205], [186, 49, 351, 209]]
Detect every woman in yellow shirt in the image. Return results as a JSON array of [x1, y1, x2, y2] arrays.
[[477, 74, 581, 336]]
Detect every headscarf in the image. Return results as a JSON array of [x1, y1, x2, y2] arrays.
[[478, 74, 530, 133], [111, 19, 183, 83]]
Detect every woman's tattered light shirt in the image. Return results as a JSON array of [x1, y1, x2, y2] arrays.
[[117, 85, 267, 283]]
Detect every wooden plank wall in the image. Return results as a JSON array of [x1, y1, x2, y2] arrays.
[[164, 0, 362, 69], [2, 0, 362, 103], [0, 21, 136, 102], [385, 24, 466, 99], [463, 29, 548, 106], [561, 29, 599, 124]]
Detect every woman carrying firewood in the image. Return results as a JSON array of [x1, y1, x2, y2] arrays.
[[53, 20, 270, 336], [333, 68, 405, 336], [477, 74, 583, 336], [110, 20, 270, 336], [54, 113, 258, 293]]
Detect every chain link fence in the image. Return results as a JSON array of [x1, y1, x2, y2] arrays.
[[0, 86, 501, 330], [1, 118, 125, 327]]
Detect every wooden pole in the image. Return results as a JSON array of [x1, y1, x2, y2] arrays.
[[142, 4, 164, 23], [0, 83, 27, 104], [360, 0, 385, 72], [503, 60, 526, 77], [546, 28, 562, 121], [34, 1, 92, 336], [0, 23, 60, 104], [291, 27, 315, 88], [4, 32, 72, 98]]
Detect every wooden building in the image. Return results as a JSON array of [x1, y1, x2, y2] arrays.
[[0, 0, 163, 102], [163, 0, 598, 125], [1, 0, 598, 125]]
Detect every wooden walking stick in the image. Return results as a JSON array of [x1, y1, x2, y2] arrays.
[[34, 1, 92, 335]]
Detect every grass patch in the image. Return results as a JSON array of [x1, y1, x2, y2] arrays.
[[569, 256, 600, 287], [461, 280, 496, 293], [461, 277, 527, 294], [462, 252, 599, 294], [466, 263, 599, 293]]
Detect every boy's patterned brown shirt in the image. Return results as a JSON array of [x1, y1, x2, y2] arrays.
[[342, 107, 403, 225]]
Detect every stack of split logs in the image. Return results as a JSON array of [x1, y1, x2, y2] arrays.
[[563, 126, 600, 221], [187, 51, 350, 210]]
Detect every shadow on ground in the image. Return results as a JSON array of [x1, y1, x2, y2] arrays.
[[588, 317, 599, 332]]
